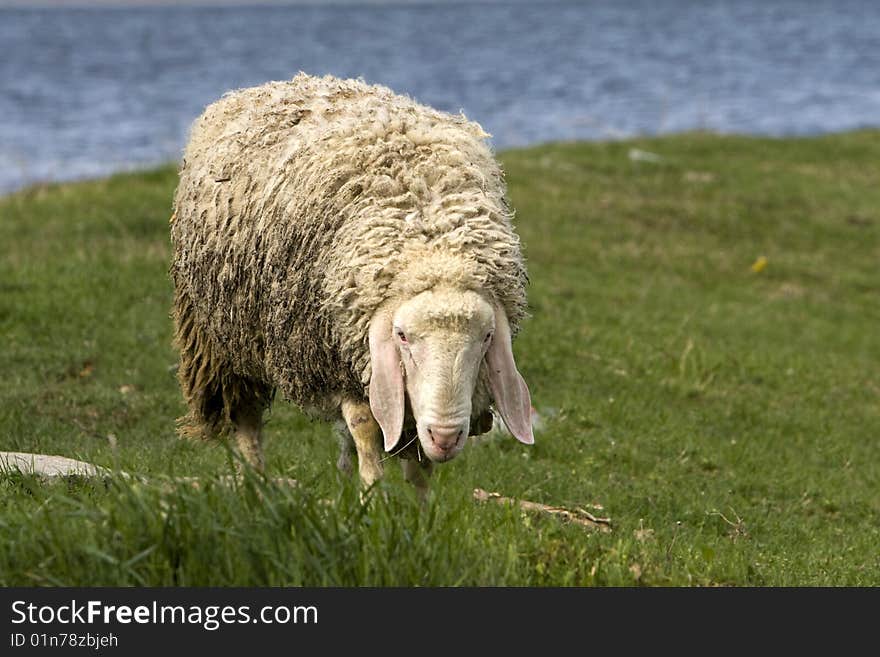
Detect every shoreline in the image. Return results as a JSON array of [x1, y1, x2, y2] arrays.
[[4, 127, 880, 199]]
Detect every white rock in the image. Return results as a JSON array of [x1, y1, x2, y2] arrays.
[[0, 451, 106, 478]]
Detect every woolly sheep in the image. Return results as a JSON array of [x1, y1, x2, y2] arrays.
[[170, 73, 533, 494]]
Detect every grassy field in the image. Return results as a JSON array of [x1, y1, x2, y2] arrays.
[[1, 132, 878, 586]]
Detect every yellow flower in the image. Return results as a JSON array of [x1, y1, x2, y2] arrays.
[[750, 256, 768, 273]]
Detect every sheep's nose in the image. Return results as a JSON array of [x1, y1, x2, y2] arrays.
[[427, 423, 465, 451]]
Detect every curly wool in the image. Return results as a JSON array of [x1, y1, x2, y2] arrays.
[[170, 73, 528, 428]]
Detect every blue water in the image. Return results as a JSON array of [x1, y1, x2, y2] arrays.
[[1, 0, 879, 193]]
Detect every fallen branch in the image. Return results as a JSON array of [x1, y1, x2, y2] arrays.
[[473, 488, 612, 532]]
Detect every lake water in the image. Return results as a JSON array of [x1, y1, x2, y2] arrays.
[[2, 0, 879, 193]]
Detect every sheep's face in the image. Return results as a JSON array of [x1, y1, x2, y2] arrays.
[[369, 288, 534, 463], [392, 289, 493, 461]]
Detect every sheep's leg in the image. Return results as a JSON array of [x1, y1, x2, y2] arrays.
[[401, 459, 433, 501], [231, 402, 265, 472], [173, 284, 273, 469], [334, 419, 356, 477], [341, 399, 384, 488]]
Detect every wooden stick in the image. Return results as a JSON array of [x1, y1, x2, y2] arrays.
[[473, 488, 612, 532]]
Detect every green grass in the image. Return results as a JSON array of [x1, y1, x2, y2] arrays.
[[1, 132, 878, 586]]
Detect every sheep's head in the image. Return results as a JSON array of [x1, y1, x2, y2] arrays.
[[368, 287, 533, 462]]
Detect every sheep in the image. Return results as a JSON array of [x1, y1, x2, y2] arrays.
[[170, 73, 533, 495]]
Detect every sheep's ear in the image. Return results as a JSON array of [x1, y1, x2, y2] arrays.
[[368, 314, 405, 451], [485, 306, 534, 445]]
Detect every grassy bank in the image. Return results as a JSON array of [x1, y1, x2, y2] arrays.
[[1, 131, 878, 585]]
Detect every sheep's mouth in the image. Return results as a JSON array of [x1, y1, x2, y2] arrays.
[[392, 426, 465, 463], [422, 447, 461, 463]]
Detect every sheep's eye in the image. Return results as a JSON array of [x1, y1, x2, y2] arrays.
[[397, 331, 408, 343], [484, 332, 493, 343]]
